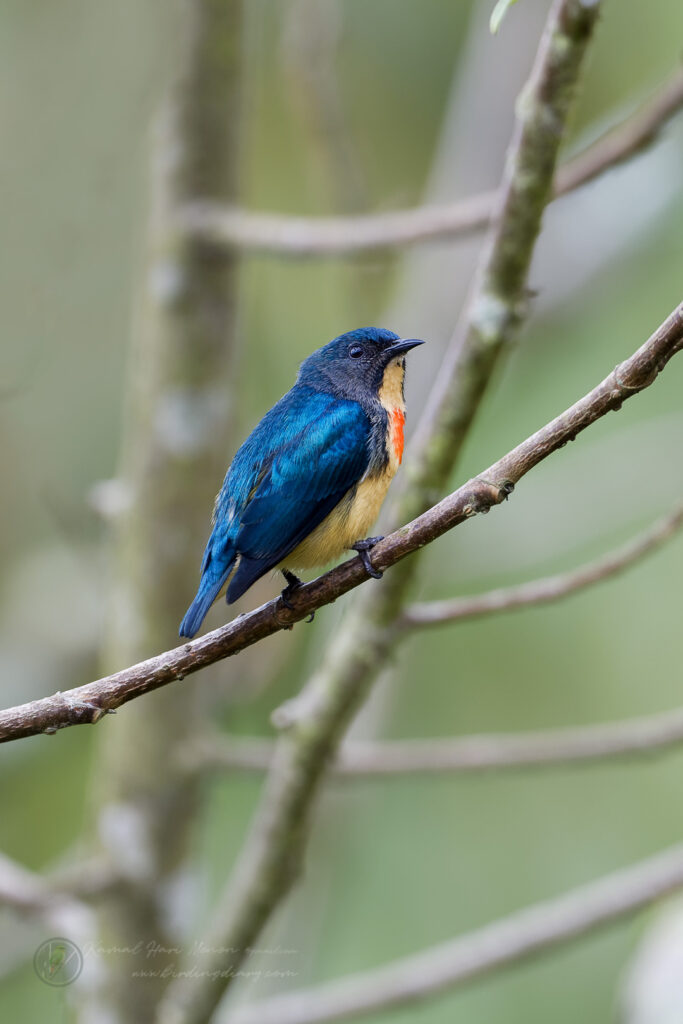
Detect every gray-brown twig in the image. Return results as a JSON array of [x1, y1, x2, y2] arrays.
[[0, 853, 117, 912], [403, 501, 683, 628], [178, 68, 683, 257], [184, 700, 683, 779], [0, 851, 99, 949], [228, 843, 683, 1024], [0, 853, 73, 915], [0, 300, 680, 748]]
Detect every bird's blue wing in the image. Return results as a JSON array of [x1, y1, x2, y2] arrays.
[[226, 396, 370, 602], [179, 387, 370, 636]]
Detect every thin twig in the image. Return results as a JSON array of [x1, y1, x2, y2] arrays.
[[183, 700, 683, 778], [0, 853, 118, 912], [0, 850, 102, 955], [403, 502, 683, 627], [555, 66, 683, 194], [228, 843, 683, 1024], [0, 301, 680, 748], [0, 852, 69, 914], [0, 853, 99, 999], [179, 68, 683, 257]]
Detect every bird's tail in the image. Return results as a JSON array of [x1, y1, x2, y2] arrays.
[[179, 551, 235, 639]]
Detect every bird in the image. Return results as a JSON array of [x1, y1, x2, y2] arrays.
[[179, 327, 424, 639]]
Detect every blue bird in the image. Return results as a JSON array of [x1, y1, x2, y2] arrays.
[[179, 327, 424, 638]]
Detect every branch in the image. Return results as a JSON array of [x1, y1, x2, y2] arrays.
[[0, 854, 100, 1003], [0, 853, 117, 913], [178, 68, 683, 257], [0, 851, 103, 955], [228, 843, 683, 1024], [184, 700, 683, 778], [1, 301, 679, 748], [555, 65, 683, 194], [403, 502, 683, 627], [0, 852, 75, 915]]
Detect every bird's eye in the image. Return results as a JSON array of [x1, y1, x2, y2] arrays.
[[349, 345, 363, 359]]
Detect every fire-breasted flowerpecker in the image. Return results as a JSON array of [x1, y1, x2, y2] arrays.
[[179, 327, 423, 638]]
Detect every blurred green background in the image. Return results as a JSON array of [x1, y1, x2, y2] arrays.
[[1, 0, 682, 1020]]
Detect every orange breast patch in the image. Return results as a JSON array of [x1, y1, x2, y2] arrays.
[[390, 408, 405, 464]]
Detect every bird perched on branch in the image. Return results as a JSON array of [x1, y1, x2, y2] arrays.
[[179, 327, 424, 638]]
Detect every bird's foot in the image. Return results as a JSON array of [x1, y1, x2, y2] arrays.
[[280, 570, 302, 610], [352, 536, 384, 579], [280, 570, 315, 622]]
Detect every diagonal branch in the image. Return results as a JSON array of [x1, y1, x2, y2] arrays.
[[178, 68, 683, 257], [402, 501, 683, 628], [228, 843, 683, 1024], [0, 300, 679, 748]]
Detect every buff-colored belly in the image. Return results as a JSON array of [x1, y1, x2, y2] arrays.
[[282, 472, 392, 569]]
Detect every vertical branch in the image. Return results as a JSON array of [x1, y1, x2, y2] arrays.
[[158, 3, 603, 1023], [84, 3, 243, 1022]]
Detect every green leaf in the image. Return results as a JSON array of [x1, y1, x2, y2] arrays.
[[490, 0, 521, 34]]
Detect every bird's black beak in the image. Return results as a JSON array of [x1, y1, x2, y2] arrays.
[[387, 337, 425, 358]]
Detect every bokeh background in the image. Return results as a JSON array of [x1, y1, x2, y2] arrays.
[[1, 0, 683, 1021]]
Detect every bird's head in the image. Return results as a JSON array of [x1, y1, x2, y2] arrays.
[[298, 327, 424, 405]]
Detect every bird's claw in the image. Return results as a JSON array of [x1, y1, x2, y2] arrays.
[[280, 569, 302, 610], [279, 570, 315, 623], [352, 536, 384, 579]]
